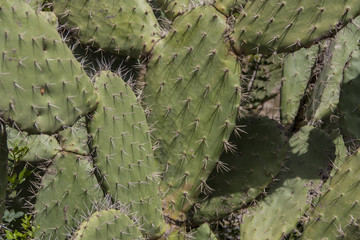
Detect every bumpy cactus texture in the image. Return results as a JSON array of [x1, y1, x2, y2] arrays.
[[2, 0, 360, 239]]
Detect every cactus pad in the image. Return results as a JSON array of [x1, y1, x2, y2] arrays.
[[142, 6, 241, 221], [281, 45, 319, 126], [232, 0, 360, 55], [33, 153, 103, 239], [71, 209, 144, 240], [87, 71, 165, 237], [306, 18, 360, 122], [52, 0, 161, 58], [7, 126, 61, 162], [0, 0, 98, 134]]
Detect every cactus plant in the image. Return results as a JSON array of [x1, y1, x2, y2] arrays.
[[2, 0, 360, 239]]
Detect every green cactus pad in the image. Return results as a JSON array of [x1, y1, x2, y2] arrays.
[[281, 45, 319, 126], [301, 151, 360, 240], [0, 0, 98, 134], [58, 118, 89, 155], [71, 209, 144, 240], [52, 0, 161, 58], [338, 50, 360, 139], [142, 6, 241, 221], [87, 71, 165, 237], [192, 223, 218, 240], [0, 123, 8, 223], [306, 18, 360, 123], [241, 126, 335, 240], [192, 116, 287, 223], [232, 0, 360, 55], [7, 126, 61, 162], [33, 153, 103, 239]]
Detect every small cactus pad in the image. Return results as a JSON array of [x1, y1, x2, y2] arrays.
[[301, 151, 360, 240], [338, 50, 360, 139], [0, 0, 98, 134], [58, 118, 89, 155], [0, 123, 8, 223], [52, 0, 161, 58], [7, 126, 61, 162], [192, 116, 287, 223], [71, 209, 144, 240], [142, 6, 241, 221], [192, 223, 218, 240], [87, 71, 165, 237], [241, 126, 335, 240], [232, 0, 360, 55], [281, 45, 319, 126], [306, 18, 360, 122], [33, 153, 103, 239]]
